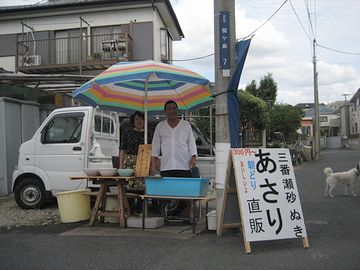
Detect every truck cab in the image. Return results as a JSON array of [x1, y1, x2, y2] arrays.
[[12, 106, 119, 209]]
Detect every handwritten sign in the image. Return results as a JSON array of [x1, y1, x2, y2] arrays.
[[232, 148, 307, 242]]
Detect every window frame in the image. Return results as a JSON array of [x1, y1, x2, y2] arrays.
[[94, 115, 115, 135], [160, 28, 170, 62], [41, 112, 85, 144]]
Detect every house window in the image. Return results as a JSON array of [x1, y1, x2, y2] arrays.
[[355, 122, 358, 134], [55, 29, 87, 64], [92, 25, 128, 37], [329, 127, 339, 136], [0, 34, 17, 56], [160, 28, 170, 62], [91, 25, 128, 58], [320, 127, 329, 136], [301, 126, 311, 136], [319, 116, 328, 123]]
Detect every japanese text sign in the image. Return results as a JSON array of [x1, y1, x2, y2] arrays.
[[231, 148, 307, 242], [219, 11, 230, 69]]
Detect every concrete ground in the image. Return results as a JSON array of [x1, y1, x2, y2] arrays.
[[1, 148, 360, 270]]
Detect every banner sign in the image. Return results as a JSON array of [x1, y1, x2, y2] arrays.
[[232, 148, 307, 242]]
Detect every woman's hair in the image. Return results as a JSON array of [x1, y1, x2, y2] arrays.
[[130, 111, 144, 127], [164, 100, 178, 111]]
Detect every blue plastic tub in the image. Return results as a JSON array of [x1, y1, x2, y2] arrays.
[[145, 177, 209, 197]]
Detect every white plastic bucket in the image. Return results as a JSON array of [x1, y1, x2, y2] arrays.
[[56, 189, 91, 223], [206, 210, 217, 230], [104, 196, 119, 223]]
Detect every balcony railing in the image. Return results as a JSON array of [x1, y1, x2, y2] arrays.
[[16, 32, 132, 74]]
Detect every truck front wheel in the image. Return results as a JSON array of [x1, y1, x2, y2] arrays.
[[14, 178, 46, 209]]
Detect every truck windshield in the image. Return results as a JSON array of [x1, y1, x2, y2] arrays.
[[41, 113, 84, 144]]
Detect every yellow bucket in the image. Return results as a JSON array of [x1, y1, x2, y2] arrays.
[[56, 189, 91, 223]]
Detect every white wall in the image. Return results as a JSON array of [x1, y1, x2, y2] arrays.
[[153, 8, 168, 62], [319, 114, 339, 127], [0, 56, 16, 72], [351, 100, 360, 134], [0, 8, 155, 34], [326, 136, 342, 149]]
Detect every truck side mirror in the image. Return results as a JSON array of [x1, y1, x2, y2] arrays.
[[195, 137, 203, 146]]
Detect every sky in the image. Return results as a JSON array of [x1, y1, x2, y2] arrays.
[[1, 0, 359, 105]]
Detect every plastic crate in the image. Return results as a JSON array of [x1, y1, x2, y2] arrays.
[[145, 177, 209, 197]]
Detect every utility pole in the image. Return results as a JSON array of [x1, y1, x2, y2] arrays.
[[312, 39, 320, 160], [214, 0, 237, 228], [214, 0, 236, 144], [342, 93, 351, 102]]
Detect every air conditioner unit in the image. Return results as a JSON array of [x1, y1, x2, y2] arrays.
[[22, 55, 41, 66]]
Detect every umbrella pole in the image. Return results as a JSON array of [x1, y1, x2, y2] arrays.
[[144, 79, 148, 144]]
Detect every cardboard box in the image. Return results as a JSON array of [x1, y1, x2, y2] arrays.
[[145, 177, 209, 197]]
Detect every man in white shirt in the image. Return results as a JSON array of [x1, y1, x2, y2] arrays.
[[152, 100, 197, 177]]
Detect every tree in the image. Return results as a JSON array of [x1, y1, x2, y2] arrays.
[[245, 73, 277, 106], [244, 80, 257, 96], [258, 73, 277, 105], [238, 90, 268, 138], [268, 104, 304, 142]]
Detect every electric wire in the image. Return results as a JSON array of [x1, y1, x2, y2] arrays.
[[315, 43, 360, 55], [294, 0, 360, 56], [172, 0, 288, 62], [304, 0, 316, 39], [174, 0, 360, 62], [313, 0, 317, 40], [171, 53, 214, 62], [289, 0, 312, 43], [237, 0, 288, 41]]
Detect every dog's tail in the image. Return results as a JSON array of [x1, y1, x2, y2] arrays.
[[323, 167, 333, 176]]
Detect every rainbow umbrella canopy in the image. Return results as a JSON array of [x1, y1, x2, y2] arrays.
[[73, 60, 213, 143]]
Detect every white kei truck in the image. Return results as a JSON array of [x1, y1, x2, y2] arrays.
[[12, 106, 215, 209]]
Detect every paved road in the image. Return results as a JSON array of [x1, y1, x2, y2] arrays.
[[1, 149, 359, 270]]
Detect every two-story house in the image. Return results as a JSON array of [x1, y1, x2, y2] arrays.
[[0, 0, 183, 74], [295, 103, 341, 148], [340, 88, 360, 149]]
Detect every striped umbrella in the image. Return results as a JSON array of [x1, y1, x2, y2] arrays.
[[73, 60, 213, 143]]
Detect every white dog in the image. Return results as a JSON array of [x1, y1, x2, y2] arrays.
[[324, 163, 360, 197]]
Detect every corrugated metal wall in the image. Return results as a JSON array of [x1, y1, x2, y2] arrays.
[[0, 98, 40, 195]]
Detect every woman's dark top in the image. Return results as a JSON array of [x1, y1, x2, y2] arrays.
[[120, 129, 152, 155]]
